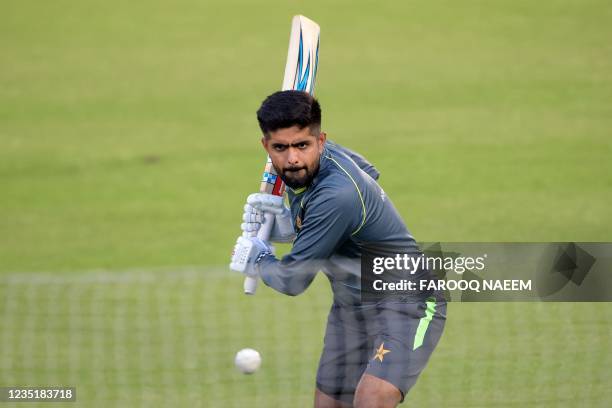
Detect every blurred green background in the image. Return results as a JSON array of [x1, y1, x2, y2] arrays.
[[1, 0, 611, 406]]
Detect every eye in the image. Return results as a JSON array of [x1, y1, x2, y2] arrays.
[[296, 142, 308, 149], [273, 144, 287, 152]]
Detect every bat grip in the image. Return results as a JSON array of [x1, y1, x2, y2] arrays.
[[243, 276, 258, 295], [243, 212, 275, 295]]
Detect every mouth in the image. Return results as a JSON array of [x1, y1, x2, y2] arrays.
[[284, 167, 306, 175], [275, 163, 317, 189]]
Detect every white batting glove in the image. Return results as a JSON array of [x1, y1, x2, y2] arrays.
[[229, 236, 274, 277], [241, 193, 296, 243]]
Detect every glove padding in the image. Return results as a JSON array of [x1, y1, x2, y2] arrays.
[[241, 193, 296, 243], [229, 236, 274, 278]]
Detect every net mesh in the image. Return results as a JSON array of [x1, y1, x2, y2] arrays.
[[1, 268, 611, 407]]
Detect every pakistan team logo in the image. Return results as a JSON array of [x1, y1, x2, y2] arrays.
[[296, 215, 302, 230]]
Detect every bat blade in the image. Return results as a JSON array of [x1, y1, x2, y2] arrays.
[[282, 15, 321, 93]]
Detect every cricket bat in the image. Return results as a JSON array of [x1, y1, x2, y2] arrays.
[[243, 15, 320, 295]]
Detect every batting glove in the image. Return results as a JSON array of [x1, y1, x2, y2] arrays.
[[229, 236, 274, 278], [241, 193, 296, 243]]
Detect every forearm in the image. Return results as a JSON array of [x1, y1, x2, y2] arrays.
[[258, 255, 319, 296]]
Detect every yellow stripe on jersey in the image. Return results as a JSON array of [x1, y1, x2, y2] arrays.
[[325, 155, 367, 236]]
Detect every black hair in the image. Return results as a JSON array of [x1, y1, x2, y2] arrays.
[[256, 90, 321, 137]]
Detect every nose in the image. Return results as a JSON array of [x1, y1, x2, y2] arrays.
[[287, 147, 300, 165]]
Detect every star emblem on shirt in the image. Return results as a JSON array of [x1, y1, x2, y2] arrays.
[[373, 342, 391, 362]]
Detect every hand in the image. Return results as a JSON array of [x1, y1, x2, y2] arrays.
[[230, 236, 274, 277], [241, 193, 296, 243]]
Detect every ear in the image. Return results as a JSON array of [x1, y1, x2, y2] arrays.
[[318, 132, 327, 153], [261, 136, 268, 151]]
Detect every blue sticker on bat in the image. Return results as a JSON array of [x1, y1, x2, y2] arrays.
[[295, 29, 311, 91]]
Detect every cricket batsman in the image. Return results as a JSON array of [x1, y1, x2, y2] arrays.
[[230, 90, 446, 407]]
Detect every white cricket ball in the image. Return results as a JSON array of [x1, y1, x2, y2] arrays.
[[234, 348, 261, 374]]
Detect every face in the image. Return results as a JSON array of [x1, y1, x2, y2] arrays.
[[262, 125, 326, 189]]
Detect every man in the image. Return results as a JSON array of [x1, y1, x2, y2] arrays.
[[230, 90, 446, 407]]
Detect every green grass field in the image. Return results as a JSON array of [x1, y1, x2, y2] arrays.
[[1, 0, 611, 406]]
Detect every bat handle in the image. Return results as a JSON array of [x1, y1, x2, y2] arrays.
[[243, 212, 275, 295], [244, 276, 258, 295]]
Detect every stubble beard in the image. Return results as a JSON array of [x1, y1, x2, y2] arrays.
[[276, 161, 320, 190]]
